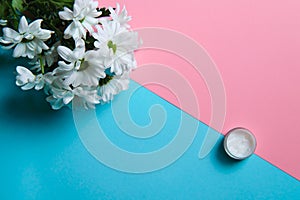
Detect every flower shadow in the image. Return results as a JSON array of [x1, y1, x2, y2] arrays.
[[3, 90, 58, 121], [0, 50, 28, 76], [0, 51, 73, 141], [0, 50, 61, 121]]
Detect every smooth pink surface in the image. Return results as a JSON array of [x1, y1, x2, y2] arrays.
[[99, 0, 300, 180]]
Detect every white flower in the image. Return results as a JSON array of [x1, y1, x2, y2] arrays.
[[0, 19, 7, 26], [109, 3, 131, 28], [54, 39, 106, 87], [93, 20, 139, 75], [46, 80, 100, 110], [16, 66, 35, 90], [16, 66, 53, 90], [59, 0, 102, 40], [0, 16, 53, 59], [98, 72, 130, 102]]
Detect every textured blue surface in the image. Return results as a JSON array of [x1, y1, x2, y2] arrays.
[[0, 50, 300, 199]]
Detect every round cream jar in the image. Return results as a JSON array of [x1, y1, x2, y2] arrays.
[[224, 128, 257, 160]]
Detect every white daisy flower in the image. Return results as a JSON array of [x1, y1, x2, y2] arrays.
[[98, 72, 130, 102], [93, 20, 139, 75], [59, 0, 102, 40], [54, 39, 106, 87], [16, 66, 53, 90], [109, 3, 132, 28], [46, 80, 100, 110], [0, 16, 53, 59]]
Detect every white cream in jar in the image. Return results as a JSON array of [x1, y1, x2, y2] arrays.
[[224, 128, 257, 160]]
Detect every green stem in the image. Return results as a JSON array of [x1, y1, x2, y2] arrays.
[[39, 55, 45, 74]]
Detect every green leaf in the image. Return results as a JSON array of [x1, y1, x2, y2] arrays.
[[0, 1, 11, 18], [12, 0, 24, 12], [0, 6, 5, 18]]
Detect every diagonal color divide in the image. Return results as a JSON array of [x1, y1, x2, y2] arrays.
[[132, 28, 226, 159], [73, 27, 226, 172]]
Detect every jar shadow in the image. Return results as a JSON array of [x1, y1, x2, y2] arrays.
[[211, 138, 248, 173]]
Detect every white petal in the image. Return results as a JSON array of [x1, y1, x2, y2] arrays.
[[109, 6, 118, 19], [74, 21, 86, 39], [63, 93, 74, 104], [18, 16, 28, 33], [26, 41, 36, 51], [28, 19, 42, 33], [35, 81, 44, 90], [35, 29, 53, 40], [0, 19, 7, 26], [43, 72, 55, 84], [57, 46, 74, 62], [36, 39, 49, 51], [25, 49, 36, 59], [75, 38, 85, 49], [82, 20, 94, 33], [55, 61, 74, 72], [63, 22, 76, 39], [3, 27, 22, 42], [83, 15, 98, 26], [89, 1, 99, 10], [13, 43, 26, 57], [89, 10, 102, 18], [0, 37, 13, 44], [21, 82, 35, 90], [16, 66, 35, 81], [64, 73, 77, 86], [46, 96, 64, 110], [59, 7, 74, 20], [73, 4, 81, 18]]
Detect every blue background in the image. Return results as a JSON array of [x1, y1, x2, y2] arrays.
[[0, 50, 300, 199]]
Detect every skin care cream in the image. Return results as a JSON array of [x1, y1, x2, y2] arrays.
[[224, 128, 257, 160]]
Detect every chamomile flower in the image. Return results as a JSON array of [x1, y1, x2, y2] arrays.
[[46, 80, 100, 110], [0, 16, 53, 59], [93, 20, 139, 75], [0, 0, 139, 110], [16, 66, 53, 90], [54, 39, 106, 87], [59, 0, 102, 40]]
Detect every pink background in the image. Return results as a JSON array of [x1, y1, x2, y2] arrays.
[[99, 0, 300, 180]]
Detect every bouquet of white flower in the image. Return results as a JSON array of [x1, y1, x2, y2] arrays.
[[0, 0, 140, 109]]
